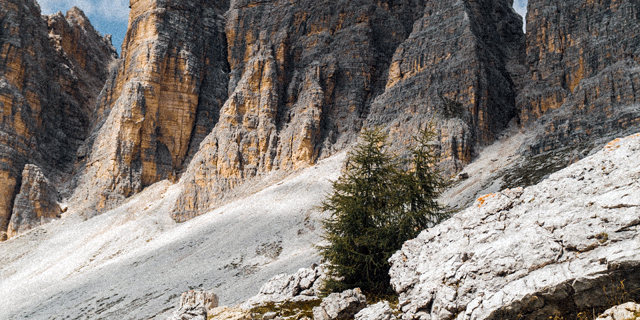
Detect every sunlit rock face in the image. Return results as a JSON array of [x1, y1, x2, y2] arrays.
[[71, 0, 231, 214], [171, 0, 424, 220], [0, 0, 116, 239], [366, 0, 526, 174], [518, 0, 640, 154]]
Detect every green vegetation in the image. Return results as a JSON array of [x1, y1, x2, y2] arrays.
[[318, 126, 448, 296]]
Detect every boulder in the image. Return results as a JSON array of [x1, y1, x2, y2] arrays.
[[243, 264, 327, 308], [355, 301, 397, 320], [312, 288, 367, 320], [167, 291, 219, 320], [389, 133, 640, 320]]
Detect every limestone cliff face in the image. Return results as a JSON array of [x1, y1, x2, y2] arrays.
[[366, 0, 525, 173], [6, 164, 61, 239], [518, 0, 640, 154], [0, 0, 116, 239], [172, 0, 423, 220], [70, 0, 230, 214]]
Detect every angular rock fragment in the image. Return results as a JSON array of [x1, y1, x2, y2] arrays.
[[355, 301, 397, 320], [312, 288, 367, 320], [167, 290, 219, 320]]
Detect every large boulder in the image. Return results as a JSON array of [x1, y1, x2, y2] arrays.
[[167, 291, 219, 320], [389, 133, 640, 320], [313, 288, 368, 320], [243, 264, 327, 308]]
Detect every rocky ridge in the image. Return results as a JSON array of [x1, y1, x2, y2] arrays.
[[0, 0, 116, 239], [70, 0, 230, 215], [389, 133, 640, 320]]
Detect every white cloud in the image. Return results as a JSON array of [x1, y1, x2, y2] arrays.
[[38, 0, 129, 21]]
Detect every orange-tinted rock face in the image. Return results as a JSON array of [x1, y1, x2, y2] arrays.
[[366, 0, 525, 173], [0, 0, 116, 238], [519, 0, 640, 154], [171, 0, 421, 220], [70, 0, 230, 214]]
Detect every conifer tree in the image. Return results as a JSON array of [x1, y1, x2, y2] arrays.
[[319, 126, 447, 295]]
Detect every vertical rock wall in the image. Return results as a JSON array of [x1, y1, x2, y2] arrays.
[[171, 0, 422, 221], [518, 0, 640, 154], [70, 0, 230, 214], [0, 0, 116, 239], [366, 0, 525, 173]]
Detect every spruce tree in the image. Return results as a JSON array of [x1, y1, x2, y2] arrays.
[[319, 126, 447, 296]]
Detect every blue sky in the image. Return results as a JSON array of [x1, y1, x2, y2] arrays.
[[37, 0, 529, 55]]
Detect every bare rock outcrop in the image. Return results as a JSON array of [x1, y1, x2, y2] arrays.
[[167, 290, 219, 320], [518, 0, 640, 154], [172, 0, 425, 220], [0, 0, 116, 238], [71, 0, 230, 214], [243, 264, 327, 308], [6, 164, 61, 239], [389, 133, 640, 320], [313, 288, 368, 320], [366, 0, 525, 174]]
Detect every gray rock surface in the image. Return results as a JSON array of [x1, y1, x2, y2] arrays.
[[6, 164, 61, 238], [168, 291, 219, 320], [366, 0, 525, 174], [389, 133, 640, 320], [355, 301, 397, 320], [597, 302, 640, 320], [313, 288, 367, 320], [518, 0, 640, 155], [244, 264, 327, 308]]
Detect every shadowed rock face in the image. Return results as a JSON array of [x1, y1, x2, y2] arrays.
[[366, 0, 525, 174], [0, 0, 116, 239], [70, 0, 231, 214], [171, 0, 424, 220], [518, 0, 640, 154], [7, 164, 61, 239]]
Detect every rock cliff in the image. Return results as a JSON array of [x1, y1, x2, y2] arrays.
[[172, 0, 526, 220], [389, 133, 640, 320], [366, 0, 525, 173], [0, 0, 116, 239], [518, 0, 640, 154], [70, 0, 230, 214]]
